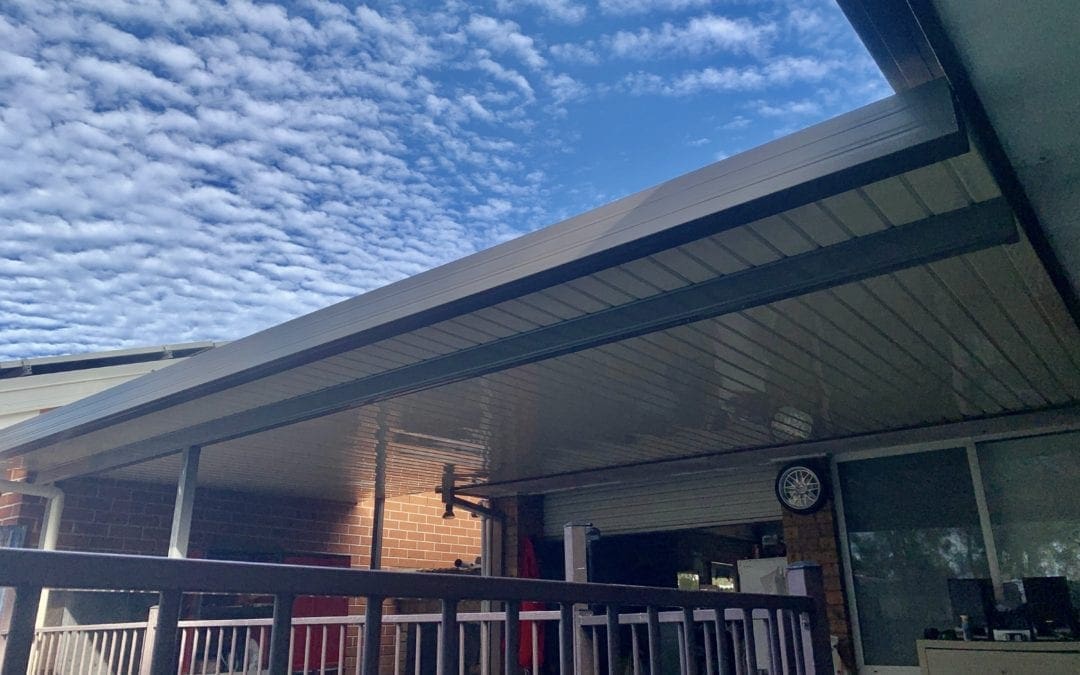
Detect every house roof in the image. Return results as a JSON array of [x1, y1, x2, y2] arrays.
[[1, 75, 1077, 501], [0, 342, 219, 431]]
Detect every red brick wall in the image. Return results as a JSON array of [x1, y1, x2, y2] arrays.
[[782, 498, 854, 671], [2, 471, 480, 571], [0, 464, 44, 541], [3, 470, 480, 674]]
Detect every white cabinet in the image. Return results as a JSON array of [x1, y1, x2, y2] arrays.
[[917, 640, 1080, 675]]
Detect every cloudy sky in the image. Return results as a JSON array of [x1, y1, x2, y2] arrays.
[[0, 0, 888, 360]]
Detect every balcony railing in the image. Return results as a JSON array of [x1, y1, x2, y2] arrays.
[[0, 549, 831, 674]]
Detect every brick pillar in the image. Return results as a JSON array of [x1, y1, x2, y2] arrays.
[[492, 495, 543, 577], [782, 497, 854, 672]]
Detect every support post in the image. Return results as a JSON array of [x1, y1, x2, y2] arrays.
[[787, 562, 831, 675], [361, 597, 383, 675], [504, 600, 520, 675], [268, 593, 294, 675], [148, 591, 182, 675], [440, 598, 458, 675], [369, 410, 388, 570], [485, 519, 504, 675], [36, 490, 64, 627], [168, 446, 200, 559], [0, 585, 42, 675], [565, 523, 595, 675], [559, 603, 574, 675]]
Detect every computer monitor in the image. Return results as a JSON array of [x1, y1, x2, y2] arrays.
[[947, 577, 996, 632], [1022, 576, 1076, 636]]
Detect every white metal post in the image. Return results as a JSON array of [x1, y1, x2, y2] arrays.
[[369, 412, 388, 570], [168, 446, 200, 559], [564, 523, 594, 675], [786, 562, 831, 675], [966, 440, 1005, 603]]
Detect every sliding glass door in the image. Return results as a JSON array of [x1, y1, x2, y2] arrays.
[[836, 430, 1080, 669], [838, 448, 988, 666]]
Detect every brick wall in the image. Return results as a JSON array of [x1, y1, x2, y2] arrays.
[[0, 464, 44, 543], [492, 494, 543, 577], [2, 469, 480, 571], [782, 498, 854, 671], [3, 469, 481, 674]]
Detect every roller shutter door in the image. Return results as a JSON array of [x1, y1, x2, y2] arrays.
[[542, 465, 780, 538]]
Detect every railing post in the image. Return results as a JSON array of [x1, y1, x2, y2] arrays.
[[780, 610, 800, 675], [505, 600, 520, 675], [139, 604, 159, 675], [682, 607, 698, 675], [148, 591, 181, 675], [645, 606, 662, 675], [786, 562, 830, 675], [564, 523, 595, 675], [440, 599, 458, 675], [713, 611, 733, 675], [740, 609, 756, 675], [605, 605, 620, 675], [0, 584, 42, 675], [362, 596, 383, 675], [268, 593, 294, 675], [766, 611, 781, 675], [558, 603, 574, 675]]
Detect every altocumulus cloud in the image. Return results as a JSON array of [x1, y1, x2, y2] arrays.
[[0, 0, 583, 358], [0, 0, 886, 359]]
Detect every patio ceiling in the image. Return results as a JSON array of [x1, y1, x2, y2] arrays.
[[920, 0, 1080, 304], [2, 79, 1078, 502]]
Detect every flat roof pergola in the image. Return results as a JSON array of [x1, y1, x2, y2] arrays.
[[1, 77, 1078, 503]]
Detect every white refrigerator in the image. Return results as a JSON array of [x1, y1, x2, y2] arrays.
[[737, 557, 789, 671]]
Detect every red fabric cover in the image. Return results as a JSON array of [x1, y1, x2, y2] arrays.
[[518, 537, 545, 669]]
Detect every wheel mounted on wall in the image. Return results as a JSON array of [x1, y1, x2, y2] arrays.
[[775, 461, 829, 514]]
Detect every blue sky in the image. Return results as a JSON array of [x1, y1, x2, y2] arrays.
[[0, 0, 888, 359]]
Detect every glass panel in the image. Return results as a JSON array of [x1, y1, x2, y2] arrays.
[[839, 448, 988, 666], [977, 431, 1080, 627]]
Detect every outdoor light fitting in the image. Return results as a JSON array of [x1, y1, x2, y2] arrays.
[[439, 464, 500, 520]]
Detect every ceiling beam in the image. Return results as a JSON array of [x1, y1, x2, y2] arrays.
[[33, 197, 1016, 485]]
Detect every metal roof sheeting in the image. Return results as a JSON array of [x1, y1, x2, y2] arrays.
[[96, 165, 1078, 501]]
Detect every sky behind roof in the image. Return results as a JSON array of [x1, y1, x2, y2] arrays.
[[0, 0, 888, 360]]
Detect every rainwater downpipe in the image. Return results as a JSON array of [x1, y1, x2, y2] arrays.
[[0, 479, 65, 627]]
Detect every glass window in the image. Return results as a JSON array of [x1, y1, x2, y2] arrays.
[[839, 448, 988, 666], [977, 431, 1080, 613]]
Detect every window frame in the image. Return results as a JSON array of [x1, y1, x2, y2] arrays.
[[832, 420, 1080, 673]]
